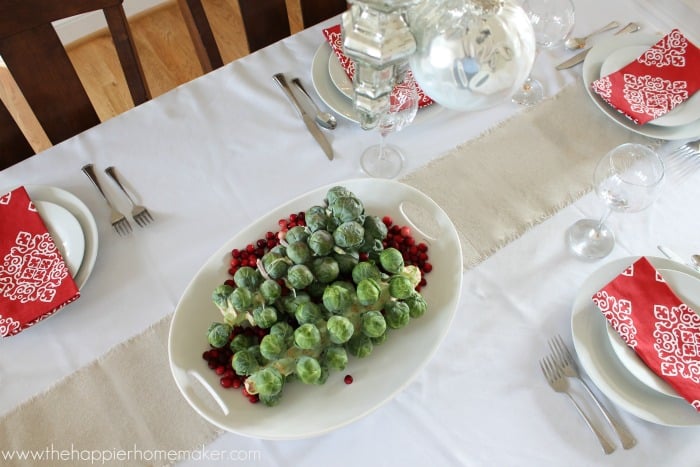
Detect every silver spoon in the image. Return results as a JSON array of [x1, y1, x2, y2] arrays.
[[691, 255, 700, 270], [565, 21, 620, 50], [291, 77, 337, 130]]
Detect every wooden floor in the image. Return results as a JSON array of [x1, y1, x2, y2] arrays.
[[0, 0, 304, 153]]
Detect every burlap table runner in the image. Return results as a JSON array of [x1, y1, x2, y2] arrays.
[[0, 80, 646, 466]]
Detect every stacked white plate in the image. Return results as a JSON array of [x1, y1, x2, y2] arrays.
[[24, 185, 99, 289], [571, 256, 700, 426], [582, 33, 700, 140]]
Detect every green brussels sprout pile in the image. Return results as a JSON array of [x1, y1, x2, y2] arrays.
[[204, 186, 431, 406]]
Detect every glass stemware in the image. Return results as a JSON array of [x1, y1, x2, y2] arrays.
[[360, 67, 419, 179], [512, 0, 575, 106], [566, 143, 665, 260]]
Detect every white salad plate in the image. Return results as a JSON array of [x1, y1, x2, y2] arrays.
[[24, 185, 99, 290], [34, 200, 86, 277], [311, 43, 442, 126], [599, 45, 700, 128], [604, 268, 700, 399], [168, 178, 463, 439], [571, 256, 700, 426], [582, 33, 700, 140]]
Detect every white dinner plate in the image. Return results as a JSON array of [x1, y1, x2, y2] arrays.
[[34, 200, 86, 277], [599, 45, 700, 128], [571, 255, 700, 426], [582, 33, 700, 140], [311, 43, 442, 125], [169, 178, 462, 439], [24, 185, 99, 290], [605, 268, 700, 399]]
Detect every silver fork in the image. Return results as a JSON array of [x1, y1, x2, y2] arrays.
[[663, 138, 700, 184], [549, 335, 636, 449], [82, 164, 132, 236], [540, 354, 616, 454], [104, 166, 154, 227]]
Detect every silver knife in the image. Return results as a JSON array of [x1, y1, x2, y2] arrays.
[[556, 22, 641, 70], [273, 73, 334, 160]]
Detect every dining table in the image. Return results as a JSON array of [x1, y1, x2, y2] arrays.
[[2, 0, 700, 465]]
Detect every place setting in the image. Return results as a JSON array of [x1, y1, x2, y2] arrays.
[[581, 27, 700, 140]]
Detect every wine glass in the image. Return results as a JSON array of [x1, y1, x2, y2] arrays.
[[512, 0, 575, 106], [566, 143, 665, 260], [360, 68, 419, 179]]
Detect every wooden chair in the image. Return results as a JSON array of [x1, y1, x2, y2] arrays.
[[0, 0, 150, 169], [178, 0, 347, 73]]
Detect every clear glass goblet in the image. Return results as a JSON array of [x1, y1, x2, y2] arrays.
[[512, 0, 575, 106], [360, 69, 419, 179], [566, 143, 665, 260]]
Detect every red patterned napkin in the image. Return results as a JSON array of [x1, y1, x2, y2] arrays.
[[592, 256, 700, 409], [591, 29, 700, 125], [0, 186, 79, 337], [322, 24, 434, 108]]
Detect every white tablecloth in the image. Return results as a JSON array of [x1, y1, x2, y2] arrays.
[[1, 1, 699, 465]]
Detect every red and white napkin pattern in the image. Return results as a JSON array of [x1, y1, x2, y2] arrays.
[[591, 29, 700, 125], [322, 24, 434, 108], [0, 187, 79, 337], [592, 256, 700, 409]]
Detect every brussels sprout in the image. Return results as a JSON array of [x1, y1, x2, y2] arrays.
[[347, 334, 373, 358], [372, 331, 388, 346], [295, 356, 322, 384], [323, 346, 348, 371], [286, 241, 311, 265], [294, 323, 321, 349], [384, 300, 410, 329], [325, 186, 354, 205], [305, 209, 329, 232], [401, 265, 423, 288], [233, 266, 262, 289], [311, 257, 340, 284], [260, 334, 286, 360], [252, 305, 278, 328], [363, 215, 388, 241], [259, 279, 282, 304], [211, 284, 234, 313], [245, 367, 283, 396], [229, 333, 255, 353], [206, 322, 231, 348], [285, 225, 309, 244], [327, 315, 354, 344], [280, 292, 311, 314], [333, 250, 359, 274], [286, 264, 314, 289], [232, 349, 259, 376], [361, 310, 386, 338], [351, 261, 381, 284], [270, 357, 296, 376], [305, 280, 327, 299], [261, 251, 291, 279], [329, 196, 364, 223], [358, 235, 384, 255], [308, 230, 334, 256], [322, 282, 355, 313], [333, 221, 365, 249], [389, 275, 414, 299], [247, 345, 265, 365], [379, 247, 404, 274], [405, 292, 428, 318], [269, 322, 295, 347], [294, 301, 324, 325], [227, 286, 254, 311], [356, 277, 382, 306]]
